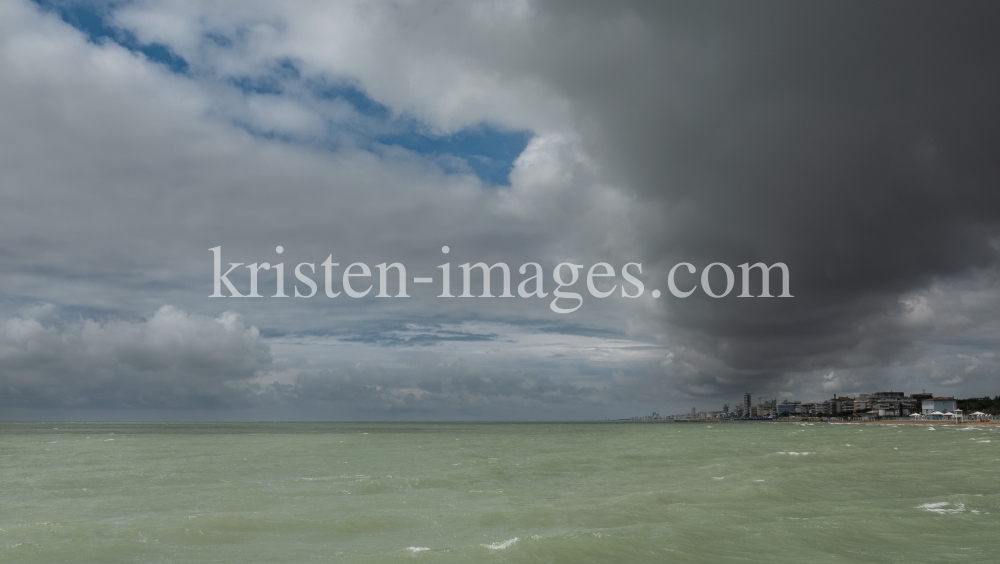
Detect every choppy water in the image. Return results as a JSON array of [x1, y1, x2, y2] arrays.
[[1, 421, 998, 563]]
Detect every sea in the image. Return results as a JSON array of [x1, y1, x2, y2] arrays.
[[1, 421, 997, 563]]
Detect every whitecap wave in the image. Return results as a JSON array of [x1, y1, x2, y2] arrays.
[[485, 537, 519, 550], [919, 502, 965, 514]]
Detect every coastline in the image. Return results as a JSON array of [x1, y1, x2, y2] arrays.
[[828, 420, 1000, 426], [661, 418, 1000, 426]]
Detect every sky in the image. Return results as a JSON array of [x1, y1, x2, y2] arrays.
[[1, 0, 999, 421]]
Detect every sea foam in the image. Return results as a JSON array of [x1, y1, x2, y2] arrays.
[[485, 537, 519, 550], [919, 502, 964, 514]]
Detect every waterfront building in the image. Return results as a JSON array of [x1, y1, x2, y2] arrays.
[[866, 392, 917, 417], [754, 400, 777, 418], [922, 397, 957, 415], [834, 397, 855, 413], [778, 401, 801, 416], [900, 397, 917, 415], [854, 394, 871, 412], [872, 401, 898, 417]]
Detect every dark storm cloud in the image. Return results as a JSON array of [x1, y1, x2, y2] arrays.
[[530, 1, 1000, 396]]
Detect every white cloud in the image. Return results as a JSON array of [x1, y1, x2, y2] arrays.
[[0, 306, 270, 408], [114, 0, 572, 134]]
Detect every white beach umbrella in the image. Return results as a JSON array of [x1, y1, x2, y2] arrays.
[[931, 411, 944, 416], [909, 413, 921, 417]]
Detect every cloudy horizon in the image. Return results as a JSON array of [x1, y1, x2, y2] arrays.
[[2, 0, 999, 421]]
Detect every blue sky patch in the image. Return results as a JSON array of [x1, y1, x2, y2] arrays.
[[308, 78, 393, 121], [33, 0, 531, 185], [243, 70, 533, 185], [33, 0, 189, 74], [231, 58, 300, 95], [378, 124, 531, 186], [309, 79, 531, 184]]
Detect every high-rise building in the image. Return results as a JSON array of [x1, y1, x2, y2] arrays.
[[743, 393, 751, 412]]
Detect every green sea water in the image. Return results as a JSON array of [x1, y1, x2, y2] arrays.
[[1, 421, 998, 563]]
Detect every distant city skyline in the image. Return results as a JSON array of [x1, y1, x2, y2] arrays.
[[642, 389, 995, 421]]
